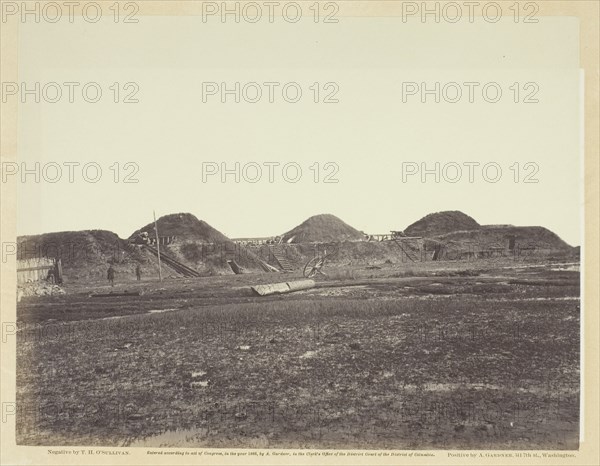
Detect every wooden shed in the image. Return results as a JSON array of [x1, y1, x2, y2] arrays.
[[17, 258, 62, 285]]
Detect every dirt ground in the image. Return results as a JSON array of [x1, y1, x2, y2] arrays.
[[15, 258, 580, 449]]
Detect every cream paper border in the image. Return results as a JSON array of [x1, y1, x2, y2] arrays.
[[1, 1, 598, 465]]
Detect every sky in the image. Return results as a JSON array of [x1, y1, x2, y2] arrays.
[[12, 15, 582, 246]]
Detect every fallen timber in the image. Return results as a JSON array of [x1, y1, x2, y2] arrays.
[[90, 290, 143, 298], [250, 279, 316, 296]]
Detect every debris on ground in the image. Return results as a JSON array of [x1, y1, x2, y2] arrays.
[[299, 350, 318, 359], [190, 381, 209, 388], [18, 282, 66, 299]]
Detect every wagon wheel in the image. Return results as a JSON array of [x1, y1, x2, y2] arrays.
[[303, 257, 326, 278]]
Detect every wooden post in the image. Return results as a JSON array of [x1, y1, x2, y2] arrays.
[[154, 210, 163, 281], [56, 258, 63, 284]]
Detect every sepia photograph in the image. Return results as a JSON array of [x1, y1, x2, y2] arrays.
[[1, 1, 598, 465]]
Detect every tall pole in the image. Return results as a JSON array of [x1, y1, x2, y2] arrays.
[[153, 210, 163, 281]]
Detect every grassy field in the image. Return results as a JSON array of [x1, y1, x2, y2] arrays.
[[16, 259, 580, 449]]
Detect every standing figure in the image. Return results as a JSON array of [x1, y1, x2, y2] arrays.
[[135, 264, 142, 281], [46, 268, 55, 284], [107, 265, 115, 287]]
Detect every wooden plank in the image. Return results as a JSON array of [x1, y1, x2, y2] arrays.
[[89, 290, 143, 298], [251, 279, 315, 296], [16, 266, 54, 272]]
